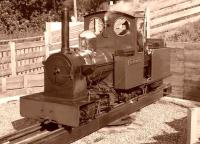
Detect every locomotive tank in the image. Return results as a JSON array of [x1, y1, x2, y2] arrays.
[[44, 7, 113, 102], [44, 49, 113, 100]]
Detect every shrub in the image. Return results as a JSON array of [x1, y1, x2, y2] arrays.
[[166, 20, 200, 42], [0, 0, 108, 38]]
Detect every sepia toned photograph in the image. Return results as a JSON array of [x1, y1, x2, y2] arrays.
[[0, 0, 200, 143]]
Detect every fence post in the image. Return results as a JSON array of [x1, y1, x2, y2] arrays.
[[44, 22, 51, 59], [9, 42, 17, 76], [110, 1, 113, 5], [23, 74, 28, 94], [44, 31, 50, 59], [187, 108, 198, 144], [1, 77, 6, 92], [24, 74, 28, 88], [145, 7, 150, 38], [73, 0, 78, 22]]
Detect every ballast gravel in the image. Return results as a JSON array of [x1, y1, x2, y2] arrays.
[[0, 97, 198, 144]]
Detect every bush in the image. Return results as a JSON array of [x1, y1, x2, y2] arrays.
[[165, 20, 200, 42], [0, 0, 108, 39], [0, 0, 67, 36]]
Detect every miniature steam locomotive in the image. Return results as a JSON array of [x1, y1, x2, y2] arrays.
[[20, 7, 170, 127]]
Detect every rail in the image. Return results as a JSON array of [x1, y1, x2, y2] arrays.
[[0, 121, 65, 144]]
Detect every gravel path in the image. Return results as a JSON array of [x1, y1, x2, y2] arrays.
[[0, 97, 198, 144], [0, 101, 22, 137]]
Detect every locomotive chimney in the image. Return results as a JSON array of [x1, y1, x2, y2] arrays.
[[61, 5, 70, 53]]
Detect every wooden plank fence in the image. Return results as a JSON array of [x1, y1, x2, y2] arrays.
[[150, 0, 200, 36], [0, 22, 83, 77], [1, 0, 200, 99], [41, 0, 200, 38], [0, 22, 83, 96], [0, 74, 44, 97], [1, 41, 200, 101], [187, 107, 200, 144], [0, 41, 45, 77], [164, 42, 200, 101], [45, 22, 84, 55], [1, 0, 200, 77]]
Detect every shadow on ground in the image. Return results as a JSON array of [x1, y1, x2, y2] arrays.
[[142, 116, 187, 144]]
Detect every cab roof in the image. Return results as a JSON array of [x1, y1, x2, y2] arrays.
[[84, 10, 145, 19]]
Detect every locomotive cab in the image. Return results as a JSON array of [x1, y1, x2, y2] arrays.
[[82, 11, 170, 89], [83, 11, 145, 89], [84, 11, 138, 52]]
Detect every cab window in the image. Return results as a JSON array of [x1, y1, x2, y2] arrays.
[[114, 17, 130, 36], [137, 18, 144, 52], [89, 17, 104, 35]]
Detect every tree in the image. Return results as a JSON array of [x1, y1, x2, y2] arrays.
[[77, 0, 108, 16], [0, 0, 108, 35], [0, 0, 68, 34]]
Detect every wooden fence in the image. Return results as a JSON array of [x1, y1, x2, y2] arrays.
[[0, 41, 45, 77], [0, 74, 44, 97], [187, 107, 200, 144], [43, 0, 200, 37], [150, 0, 200, 36], [164, 42, 200, 101], [0, 22, 83, 78], [45, 22, 84, 54], [1, 0, 200, 77], [1, 41, 200, 101], [0, 22, 84, 96], [1, 0, 200, 99]]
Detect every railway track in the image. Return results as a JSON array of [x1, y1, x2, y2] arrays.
[[0, 122, 66, 144], [0, 85, 168, 144]]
